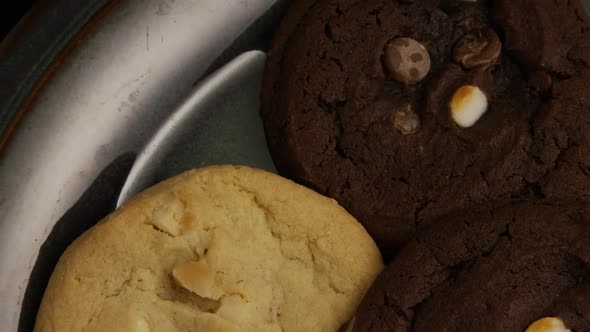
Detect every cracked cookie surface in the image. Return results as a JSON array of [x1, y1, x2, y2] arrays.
[[352, 201, 590, 331], [34, 166, 383, 332], [261, 0, 590, 251]]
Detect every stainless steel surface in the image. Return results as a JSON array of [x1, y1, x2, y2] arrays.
[[0, 0, 109, 136], [0, 0, 280, 329], [1, 1, 590, 331], [117, 50, 275, 207]]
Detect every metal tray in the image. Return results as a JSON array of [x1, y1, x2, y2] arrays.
[[1, 1, 589, 331], [0, 1, 288, 330]]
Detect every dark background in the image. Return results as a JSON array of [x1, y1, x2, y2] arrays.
[[1, 0, 38, 40]]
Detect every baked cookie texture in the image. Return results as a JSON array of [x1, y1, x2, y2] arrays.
[[352, 201, 590, 331], [261, 0, 590, 249], [34, 166, 383, 332]]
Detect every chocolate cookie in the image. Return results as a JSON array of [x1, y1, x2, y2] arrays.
[[261, 0, 590, 250], [352, 201, 590, 331]]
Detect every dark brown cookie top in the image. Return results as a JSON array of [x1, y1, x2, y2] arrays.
[[261, 0, 590, 250], [352, 201, 590, 331]]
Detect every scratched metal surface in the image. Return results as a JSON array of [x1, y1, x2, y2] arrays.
[[0, 0, 287, 329], [116, 50, 276, 207]]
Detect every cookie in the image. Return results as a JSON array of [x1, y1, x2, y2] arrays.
[[351, 201, 590, 331], [261, 0, 590, 250], [34, 166, 383, 332]]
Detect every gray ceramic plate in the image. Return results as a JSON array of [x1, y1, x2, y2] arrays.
[[1, 1, 589, 331]]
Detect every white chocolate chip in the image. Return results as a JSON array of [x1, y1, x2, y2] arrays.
[[525, 317, 571, 332], [132, 317, 151, 332], [449, 85, 488, 128], [172, 261, 215, 298], [216, 294, 251, 324], [151, 196, 185, 236]]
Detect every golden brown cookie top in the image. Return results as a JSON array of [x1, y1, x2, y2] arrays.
[[35, 165, 383, 332]]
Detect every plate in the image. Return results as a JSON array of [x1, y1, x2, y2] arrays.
[[1, 1, 589, 331], [0, 1, 288, 330]]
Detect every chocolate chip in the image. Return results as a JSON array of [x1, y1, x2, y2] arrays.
[[393, 104, 420, 135], [453, 28, 501, 69], [384, 37, 431, 85]]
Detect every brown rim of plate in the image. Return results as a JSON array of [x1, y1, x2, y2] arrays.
[[0, 0, 122, 156]]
